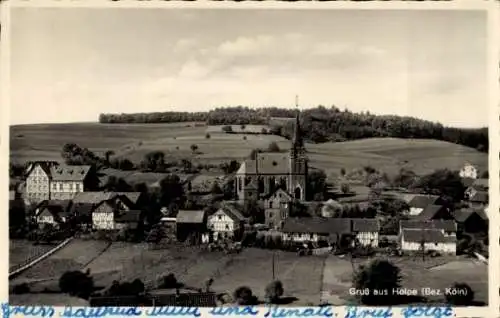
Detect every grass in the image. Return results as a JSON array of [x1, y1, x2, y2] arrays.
[[9, 240, 55, 270], [10, 123, 487, 179]]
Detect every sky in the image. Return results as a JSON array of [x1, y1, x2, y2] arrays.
[[9, 7, 489, 128]]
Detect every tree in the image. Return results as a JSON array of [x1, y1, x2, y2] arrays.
[[211, 182, 223, 195], [340, 168, 346, 177], [307, 169, 327, 201], [411, 169, 465, 203], [205, 278, 214, 292], [159, 174, 185, 207], [265, 280, 284, 304], [480, 170, 489, 178], [190, 144, 199, 153], [59, 270, 94, 299], [144, 151, 166, 172], [445, 283, 475, 306], [160, 273, 179, 289], [341, 183, 350, 194], [240, 124, 246, 131], [205, 133, 211, 139], [234, 286, 257, 305], [352, 259, 402, 305], [267, 142, 280, 152], [105, 150, 115, 164], [222, 125, 233, 133]]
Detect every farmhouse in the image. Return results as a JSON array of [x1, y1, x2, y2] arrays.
[[91, 194, 137, 230], [176, 210, 207, 243], [35, 200, 72, 229], [467, 190, 489, 207], [24, 161, 98, 203], [401, 229, 456, 254], [407, 195, 440, 216], [207, 203, 246, 241], [236, 109, 308, 201], [281, 218, 380, 247], [464, 179, 489, 200], [264, 188, 293, 229]]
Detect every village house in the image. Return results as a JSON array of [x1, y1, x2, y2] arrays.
[[207, 203, 246, 241], [406, 195, 441, 216], [176, 210, 207, 243], [24, 161, 97, 203], [459, 163, 478, 179], [400, 229, 457, 254], [83, 192, 139, 230], [114, 210, 143, 231], [236, 109, 308, 202], [264, 188, 293, 229], [35, 200, 73, 229], [281, 217, 380, 248], [453, 208, 488, 234]]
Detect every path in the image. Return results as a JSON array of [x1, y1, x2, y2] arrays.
[[320, 255, 352, 305]]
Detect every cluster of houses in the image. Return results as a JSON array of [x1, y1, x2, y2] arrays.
[[10, 133, 489, 256]]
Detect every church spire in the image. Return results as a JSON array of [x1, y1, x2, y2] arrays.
[[292, 95, 304, 150]]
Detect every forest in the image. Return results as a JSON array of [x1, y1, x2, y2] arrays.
[[98, 106, 488, 153]]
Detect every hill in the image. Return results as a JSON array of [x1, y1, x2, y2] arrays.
[[10, 123, 487, 179]]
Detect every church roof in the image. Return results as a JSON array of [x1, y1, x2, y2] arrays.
[[238, 152, 290, 175]]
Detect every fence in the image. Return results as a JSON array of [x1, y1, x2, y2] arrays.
[[9, 237, 74, 279]]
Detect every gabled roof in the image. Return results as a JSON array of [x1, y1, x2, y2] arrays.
[[36, 199, 73, 213], [469, 191, 488, 203], [282, 217, 352, 235], [50, 165, 92, 181], [400, 220, 457, 232], [26, 161, 56, 177], [72, 192, 116, 204], [461, 177, 476, 188], [352, 218, 380, 232], [237, 152, 291, 175], [402, 229, 456, 244], [37, 201, 72, 220], [408, 195, 440, 209], [176, 210, 206, 224], [472, 178, 489, 189], [217, 203, 246, 222], [70, 203, 95, 217], [115, 210, 142, 223], [454, 208, 488, 223], [414, 204, 447, 221], [115, 192, 142, 205], [244, 178, 259, 190]]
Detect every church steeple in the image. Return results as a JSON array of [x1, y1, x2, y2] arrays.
[[292, 95, 304, 151]]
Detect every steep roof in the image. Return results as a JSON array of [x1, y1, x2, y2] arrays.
[[454, 208, 488, 223], [50, 165, 92, 181], [176, 210, 206, 224], [282, 217, 352, 235], [472, 178, 489, 189], [400, 220, 456, 232], [115, 192, 142, 205], [244, 178, 259, 190], [72, 192, 116, 204], [352, 218, 380, 232], [408, 195, 440, 209], [36, 199, 73, 213], [238, 152, 291, 175], [115, 210, 142, 223], [70, 203, 95, 218], [218, 203, 246, 222], [469, 191, 488, 204], [402, 229, 456, 244], [414, 204, 447, 221]]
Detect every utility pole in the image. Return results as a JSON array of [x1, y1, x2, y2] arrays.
[[272, 252, 275, 280]]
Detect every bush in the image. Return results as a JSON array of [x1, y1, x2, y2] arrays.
[[233, 286, 257, 305], [59, 270, 94, 299], [265, 280, 284, 304], [160, 273, 179, 289], [205, 133, 211, 139], [243, 136, 247, 140], [352, 259, 401, 305], [445, 283, 475, 306], [12, 283, 30, 294]]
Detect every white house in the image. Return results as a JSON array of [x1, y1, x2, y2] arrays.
[[401, 229, 456, 254], [35, 200, 72, 229], [352, 219, 380, 248], [207, 204, 245, 241], [91, 194, 134, 230], [459, 163, 478, 179]]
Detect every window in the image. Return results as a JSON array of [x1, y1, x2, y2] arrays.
[[269, 201, 273, 209], [218, 215, 222, 220], [268, 212, 273, 218], [75, 184, 81, 192], [59, 183, 63, 191], [225, 224, 229, 230]]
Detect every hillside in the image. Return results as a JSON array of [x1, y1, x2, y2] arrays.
[[10, 123, 487, 178]]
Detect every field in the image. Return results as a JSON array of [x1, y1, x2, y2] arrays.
[[9, 240, 55, 271], [10, 240, 487, 306], [10, 122, 488, 179]]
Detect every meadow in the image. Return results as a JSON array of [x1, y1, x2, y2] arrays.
[[10, 122, 488, 179], [10, 240, 487, 306]]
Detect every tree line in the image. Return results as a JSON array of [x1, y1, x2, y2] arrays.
[[98, 106, 487, 152]]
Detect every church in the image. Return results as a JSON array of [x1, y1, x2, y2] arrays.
[[235, 109, 308, 202]]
